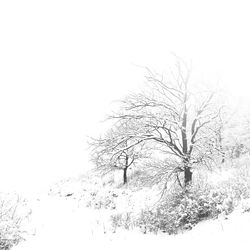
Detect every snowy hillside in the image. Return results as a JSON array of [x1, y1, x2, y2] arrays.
[[10, 160, 250, 250], [12, 191, 250, 250]]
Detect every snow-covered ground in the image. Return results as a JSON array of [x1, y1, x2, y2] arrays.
[[12, 191, 250, 250]]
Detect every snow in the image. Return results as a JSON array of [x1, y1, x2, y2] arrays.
[[12, 191, 250, 250]]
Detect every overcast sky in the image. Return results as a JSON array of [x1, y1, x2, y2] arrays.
[[0, 0, 250, 195]]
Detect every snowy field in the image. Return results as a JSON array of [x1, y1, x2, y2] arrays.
[[12, 191, 250, 250], [8, 157, 250, 250]]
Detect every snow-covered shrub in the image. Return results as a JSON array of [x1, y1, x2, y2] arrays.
[[0, 193, 31, 250], [135, 181, 240, 234], [84, 189, 124, 210], [110, 212, 134, 231], [90, 194, 115, 210], [101, 164, 249, 235], [137, 190, 211, 234]]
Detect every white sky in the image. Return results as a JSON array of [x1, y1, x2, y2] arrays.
[[0, 0, 250, 195]]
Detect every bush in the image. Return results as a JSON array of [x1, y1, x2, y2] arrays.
[[110, 212, 134, 231], [0, 193, 31, 250], [84, 189, 122, 210], [138, 161, 250, 235], [136, 185, 235, 234], [133, 165, 250, 235]]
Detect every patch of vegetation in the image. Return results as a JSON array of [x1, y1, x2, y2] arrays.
[[110, 161, 250, 234], [0, 193, 31, 250]]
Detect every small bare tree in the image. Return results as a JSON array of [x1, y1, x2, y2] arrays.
[[89, 120, 151, 184], [108, 60, 223, 187]]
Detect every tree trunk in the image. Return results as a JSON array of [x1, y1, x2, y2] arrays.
[[181, 83, 191, 186], [123, 155, 129, 184], [184, 166, 192, 186], [123, 167, 128, 184]]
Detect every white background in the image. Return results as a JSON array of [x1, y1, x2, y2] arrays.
[[0, 0, 249, 195]]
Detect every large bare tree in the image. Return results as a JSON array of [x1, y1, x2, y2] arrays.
[[108, 61, 223, 187]]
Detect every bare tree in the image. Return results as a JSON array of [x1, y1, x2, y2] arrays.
[[89, 120, 151, 184], [109, 60, 223, 187]]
